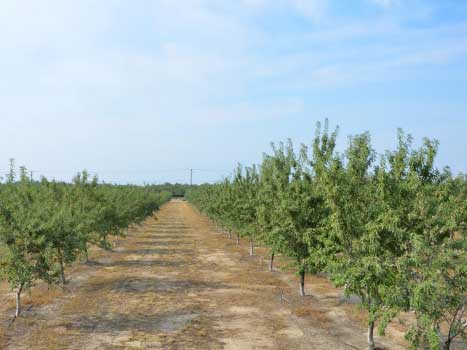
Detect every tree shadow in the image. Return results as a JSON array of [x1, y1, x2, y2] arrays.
[[85, 259, 184, 268], [337, 294, 361, 305], [85, 276, 230, 294], [134, 240, 192, 247], [66, 310, 198, 334], [122, 248, 191, 255], [146, 228, 192, 232], [145, 235, 194, 240], [149, 226, 190, 231]]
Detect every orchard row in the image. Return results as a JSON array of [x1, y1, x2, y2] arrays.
[[0, 161, 171, 319], [186, 121, 466, 350]]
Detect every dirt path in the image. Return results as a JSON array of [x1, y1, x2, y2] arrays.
[[0, 200, 406, 350]]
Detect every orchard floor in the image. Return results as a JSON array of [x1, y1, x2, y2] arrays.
[[0, 199, 410, 350]]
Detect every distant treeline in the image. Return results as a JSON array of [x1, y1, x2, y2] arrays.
[[152, 183, 192, 197]]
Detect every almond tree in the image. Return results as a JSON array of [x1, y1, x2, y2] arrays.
[[185, 123, 466, 349], [0, 168, 53, 318], [323, 132, 411, 350], [257, 154, 280, 271], [0, 165, 170, 318], [259, 139, 330, 296], [228, 165, 260, 255], [402, 165, 467, 350]]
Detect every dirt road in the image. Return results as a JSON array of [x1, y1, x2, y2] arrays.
[[0, 200, 405, 349]]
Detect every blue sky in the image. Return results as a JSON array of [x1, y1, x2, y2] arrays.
[[1, 0, 466, 184]]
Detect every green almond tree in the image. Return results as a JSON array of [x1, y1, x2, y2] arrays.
[[235, 165, 260, 255], [185, 123, 466, 350], [402, 168, 467, 350], [304, 120, 338, 284], [323, 132, 410, 350], [259, 138, 330, 296], [257, 153, 280, 271], [0, 167, 53, 318]]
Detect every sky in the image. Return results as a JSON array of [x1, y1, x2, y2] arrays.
[[1, 0, 466, 184]]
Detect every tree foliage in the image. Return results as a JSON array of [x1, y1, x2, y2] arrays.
[[187, 121, 467, 350], [0, 165, 171, 318]]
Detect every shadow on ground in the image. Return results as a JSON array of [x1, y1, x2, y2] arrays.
[[133, 240, 193, 247], [138, 235, 194, 240], [84, 277, 231, 294], [85, 259, 184, 268], [117, 248, 191, 255], [66, 311, 198, 333]]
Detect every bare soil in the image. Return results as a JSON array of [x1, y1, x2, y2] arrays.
[[0, 200, 410, 349]]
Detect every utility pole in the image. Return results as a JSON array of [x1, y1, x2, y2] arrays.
[[190, 168, 193, 186]]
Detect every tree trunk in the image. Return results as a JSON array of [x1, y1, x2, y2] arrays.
[[443, 337, 452, 350], [249, 240, 254, 256], [269, 252, 275, 272], [228, 231, 232, 240], [299, 270, 305, 296], [236, 233, 240, 245], [15, 283, 24, 318], [59, 251, 66, 285], [368, 320, 375, 350], [84, 244, 89, 263], [60, 259, 66, 285]]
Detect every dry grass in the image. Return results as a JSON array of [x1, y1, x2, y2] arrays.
[[342, 303, 369, 327], [25, 325, 71, 350], [23, 286, 63, 308], [0, 325, 6, 349], [292, 305, 330, 324]]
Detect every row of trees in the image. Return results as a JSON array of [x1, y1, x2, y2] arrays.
[[154, 183, 191, 198], [186, 121, 466, 350], [0, 161, 171, 319]]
